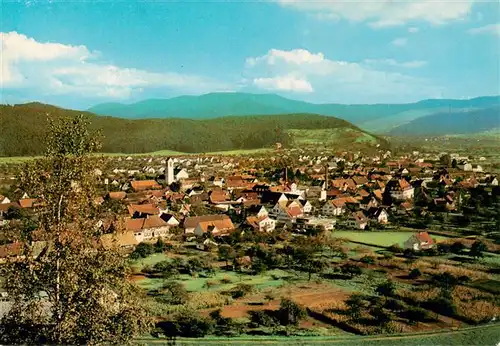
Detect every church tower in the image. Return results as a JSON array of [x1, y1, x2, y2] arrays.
[[167, 157, 175, 185]]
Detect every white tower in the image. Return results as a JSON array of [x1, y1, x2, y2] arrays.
[[167, 157, 175, 185]]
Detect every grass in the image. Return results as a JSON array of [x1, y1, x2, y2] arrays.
[[129, 253, 170, 271], [331, 231, 450, 248], [135, 268, 290, 293], [0, 147, 275, 164], [138, 322, 500, 345], [287, 128, 377, 147]]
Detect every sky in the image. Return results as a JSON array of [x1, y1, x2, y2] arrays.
[[1, 0, 499, 109]]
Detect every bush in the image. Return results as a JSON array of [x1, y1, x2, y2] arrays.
[[160, 281, 188, 305], [360, 256, 375, 264], [388, 244, 402, 253], [231, 283, 254, 299], [431, 297, 456, 316], [131, 242, 155, 259], [375, 280, 396, 297], [220, 277, 232, 284], [405, 307, 431, 325], [277, 298, 307, 326], [173, 309, 214, 337], [408, 268, 422, 279], [248, 310, 276, 327]]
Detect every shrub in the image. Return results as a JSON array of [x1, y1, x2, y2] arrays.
[[248, 310, 276, 327], [375, 280, 396, 297], [405, 307, 431, 325], [388, 244, 402, 253], [231, 283, 254, 299], [431, 297, 456, 316], [131, 242, 155, 259], [160, 281, 188, 305], [408, 268, 422, 279], [277, 298, 307, 326], [173, 309, 214, 337], [360, 256, 375, 264]]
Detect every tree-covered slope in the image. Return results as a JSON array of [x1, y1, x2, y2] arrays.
[[0, 103, 383, 156]]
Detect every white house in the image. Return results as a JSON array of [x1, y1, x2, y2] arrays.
[[322, 199, 346, 216], [246, 215, 276, 232], [126, 216, 170, 243], [0, 196, 11, 204], [387, 179, 414, 201]]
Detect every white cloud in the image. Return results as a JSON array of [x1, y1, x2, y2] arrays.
[[467, 23, 500, 36], [392, 37, 408, 46], [245, 48, 442, 103], [276, 0, 475, 27], [408, 27, 420, 33], [253, 75, 313, 93], [0, 31, 231, 99], [363, 59, 427, 68]]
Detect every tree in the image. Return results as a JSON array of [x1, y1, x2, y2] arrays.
[[277, 298, 307, 326], [160, 281, 189, 305], [218, 244, 236, 268], [0, 115, 151, 344], [469, 240, 487, 259], [375, 280, 396, 297], [408, 268, 422, 280], [345, 294, 365, 319]]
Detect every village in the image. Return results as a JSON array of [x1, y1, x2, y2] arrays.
[[0, 145, 499, 338]]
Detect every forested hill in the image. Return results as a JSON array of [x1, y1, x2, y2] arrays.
[[0, 103, 383, 156], [88, 92, 500, 134]]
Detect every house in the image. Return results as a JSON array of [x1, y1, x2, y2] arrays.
[[404, 232, 435, 250], [274, 201, 303, 224], [196, 238, 218, 251], [125, 216, 170, 243], [245, 205, 269, 218], [18, 198, 37, 209], [457, 162, 473, 171], [386, 179, 414, 201], [0, 195, 11, 204], [367, 207, 389, 224], [108, 191, 127, 200], [183, 215, 235, 235], [175, 168, 189, 181], [127, 204, 160, 218], [246, 215, 276, 232], [100, 231, 138, 250], [346, 211, 369, 230], [130, 180, 162, 192], [322, 198, 346, 216], [160, 214, 180, 227], [298, 200, 313, 214]]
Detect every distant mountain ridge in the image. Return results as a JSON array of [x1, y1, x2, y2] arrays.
[[88, 93, 500, 134], [389, 107, 500, 136]]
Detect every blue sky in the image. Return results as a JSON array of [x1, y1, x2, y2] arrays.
[[1, 0, 499, 109]]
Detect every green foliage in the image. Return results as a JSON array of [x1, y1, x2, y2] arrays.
[[1, 115, 151, 344], [130, 242, 156, 259], [248, 310, 277, 327], [375, 280, 396, 297], [345, 294, 366, 319], [470, 240, 487, 258], [408, 268, 422, 279], [0, 104, 374, 156], [172, 309, 215, 337], [277, 298, 307, 326], [231, 283, 254, 299], [159, 281, 189, 305]]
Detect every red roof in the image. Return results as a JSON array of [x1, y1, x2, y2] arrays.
[[415, 232, 434, 245]]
